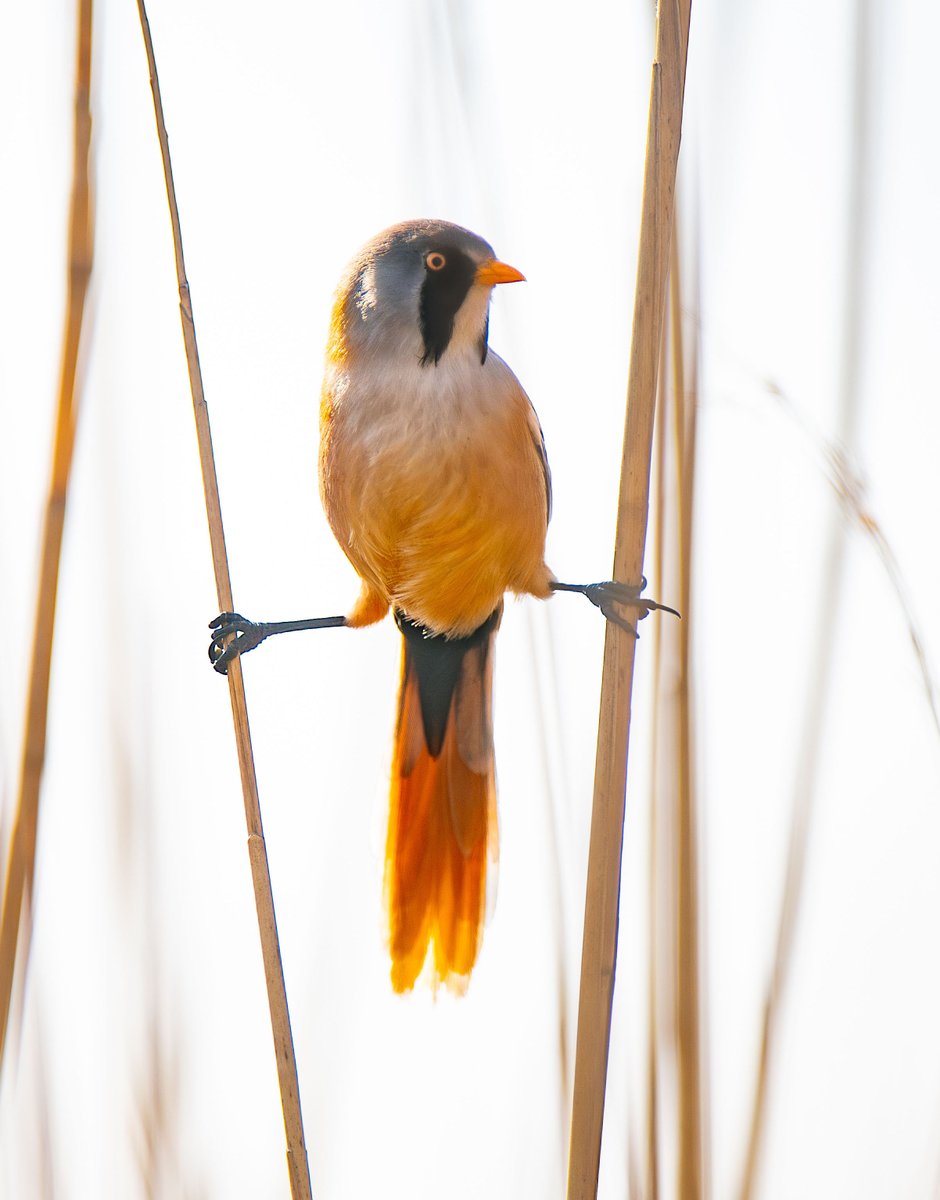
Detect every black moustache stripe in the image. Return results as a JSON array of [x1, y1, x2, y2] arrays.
[[418, 247, 477, 366]]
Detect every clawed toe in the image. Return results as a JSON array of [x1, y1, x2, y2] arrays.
[[594, 597, 641, 638], [551, 576, 679, 636], [584, 581, 642, 610], [209, 611, 243, 632], [582, 581, 679, 627], [208, 612, 267, 674]]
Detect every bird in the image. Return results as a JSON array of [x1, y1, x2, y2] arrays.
[[209, 219, 675, 993]]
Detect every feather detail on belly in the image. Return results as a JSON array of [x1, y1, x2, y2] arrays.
[[319, 351, 552, 635]]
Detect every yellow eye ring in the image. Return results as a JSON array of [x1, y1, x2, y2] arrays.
[[426, 252, 446, 271]]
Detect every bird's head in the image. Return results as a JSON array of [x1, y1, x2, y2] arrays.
[[334, 219, 525, 369]]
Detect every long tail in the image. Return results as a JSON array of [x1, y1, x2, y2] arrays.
[[385, 608, 501, 994]]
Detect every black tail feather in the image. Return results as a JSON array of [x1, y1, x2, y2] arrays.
[[394, 609, 500, 758]]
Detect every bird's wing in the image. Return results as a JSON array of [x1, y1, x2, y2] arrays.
[[527, 401, 552, 524]]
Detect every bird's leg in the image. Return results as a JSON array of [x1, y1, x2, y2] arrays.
[[550, 577, 679, 638], [208, 611, 347, 675]]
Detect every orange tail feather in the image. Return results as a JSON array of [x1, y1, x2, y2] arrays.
[[385, 616, 498, 994]]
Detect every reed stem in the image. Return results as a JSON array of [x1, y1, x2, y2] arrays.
[[134, 6, 313, 1196], [669, 229, 705, 1200], [566, 3, 692, 1195], [0, 0, 94, 1072]]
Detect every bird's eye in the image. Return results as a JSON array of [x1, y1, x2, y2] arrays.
[[426, 252, 447, 271]]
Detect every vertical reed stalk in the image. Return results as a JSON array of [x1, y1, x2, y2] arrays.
[[134, 6, 312, 1197], [647, 222, 705, 1200], [644, 319, 669, 1200], [668, 229, 704, 1200], [0, 0, 94, 1070], [566, 3, 692, 1196]]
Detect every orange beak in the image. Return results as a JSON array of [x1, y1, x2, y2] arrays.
[[475, 258, 526, 287]]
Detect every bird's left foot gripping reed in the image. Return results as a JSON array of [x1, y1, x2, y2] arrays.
[[549, 577, 679, 637], [208, 220, 676, 992]]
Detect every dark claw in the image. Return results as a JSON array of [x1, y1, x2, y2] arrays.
[[208, 612, 269, 675], [209, 611, 240, 630], [582, 580, 681, 633], [597, 601, 640, 638], [550, 576, 679, 634]]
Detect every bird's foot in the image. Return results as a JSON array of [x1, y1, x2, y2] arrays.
[[208, 612, 269, 675], [551, 577, 680, 637], [208, 610, 348, 674]]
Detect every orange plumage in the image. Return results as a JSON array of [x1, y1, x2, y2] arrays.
[[385, 615, 498, 992], [319, 221, 552, 991]]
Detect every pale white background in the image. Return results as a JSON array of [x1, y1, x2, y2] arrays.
[[1, 2, 939, 1197]]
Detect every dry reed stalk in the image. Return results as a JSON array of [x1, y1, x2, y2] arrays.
[[0, 0, 94, 1070], [738, 4, 871, 1194], [667, 229, 705, 1200], [644, 314, 669, 1200], [766, 382, 940, 739], [646, 223, 705, 1200], [134, 6, 312, 1197], [135, 1014, 181, 1200], [566, 3, 692, 1196], [32, 1013, 57, 1199]]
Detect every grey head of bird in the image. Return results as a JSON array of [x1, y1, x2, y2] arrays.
[[337, 219, 525, 369]]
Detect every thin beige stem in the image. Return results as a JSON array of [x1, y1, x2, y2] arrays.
[[566, 3, 692, 1196], [0, 0, 94, 1071], [644, 318, 669, 1200], [669, 232, 704, 1200], [134, 6, 312, 1197]]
